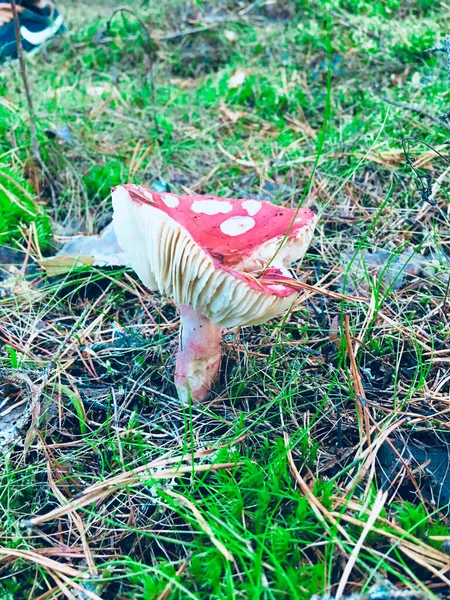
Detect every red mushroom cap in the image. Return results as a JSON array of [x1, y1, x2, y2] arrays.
[[119, 184, 315, 269], [112, 184, 317, 327]]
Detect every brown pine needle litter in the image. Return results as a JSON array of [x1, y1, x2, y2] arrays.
[[26, 457, 241, 527]]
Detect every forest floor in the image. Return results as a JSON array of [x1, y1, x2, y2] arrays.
[[0, 0, 450, 598]]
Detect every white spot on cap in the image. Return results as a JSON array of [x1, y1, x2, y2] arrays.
[[192, 200, 233, 215], [161, 194, 179, 208], [143, 190, 154, 201], [220, 215, 255, 236], [242, 200, 262, 216]]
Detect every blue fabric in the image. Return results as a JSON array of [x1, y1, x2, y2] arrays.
[[0, 3, 65, 62]]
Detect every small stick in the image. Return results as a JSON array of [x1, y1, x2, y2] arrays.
[[382, 97, 450, 133], [10, 0, 41, 164], [426, 35, 450, 80], [106, 7, 155, 95], [10, 0, 60, 207]]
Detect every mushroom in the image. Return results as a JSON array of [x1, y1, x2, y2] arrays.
[[112, 184, 317, 403]]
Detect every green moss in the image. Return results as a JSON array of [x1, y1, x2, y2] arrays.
[[0, 168, 51, 249]]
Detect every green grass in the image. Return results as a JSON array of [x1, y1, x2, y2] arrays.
[[0, 0, 449, 598]]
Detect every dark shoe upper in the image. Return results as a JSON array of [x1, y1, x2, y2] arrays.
[[0, 1, 65, 62]]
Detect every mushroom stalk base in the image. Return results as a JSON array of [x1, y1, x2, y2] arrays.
[[175, 306, 223, 403]]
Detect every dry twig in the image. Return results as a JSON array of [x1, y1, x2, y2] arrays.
[[10, 0, 41, 164]]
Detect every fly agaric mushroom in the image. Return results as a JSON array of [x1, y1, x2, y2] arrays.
[[112, 184, 317, 403]]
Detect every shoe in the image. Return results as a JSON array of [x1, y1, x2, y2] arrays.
[[0, 1, 66, 63]]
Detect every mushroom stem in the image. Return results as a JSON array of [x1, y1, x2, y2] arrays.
[[174, 305, 223, 403]]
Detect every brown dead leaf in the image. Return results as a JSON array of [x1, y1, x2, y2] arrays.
[[169, 78, 199, 89], [285, 115, 317, 139], [218, 105, 247, 124], [91, 144, 119, 156], [0, 266, 40, 300], [38, 255, 95, 276], [329, 315, 341, 348]]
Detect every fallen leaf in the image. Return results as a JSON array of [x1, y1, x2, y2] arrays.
[[38, 255, 95, 276], [39, 222, 128, 276], [228, 69, 249, 89], [218, 105, 246, 124], [0, 247, 40, 300], [0, 266, 40, 300], [91, 143, 119, 156], [378, 439, 450, 514], [45, 124, 73, 145], [0, 371, 38, 452], [224, 30, 237, 43], [169, 78, 198, 89], [328, 314, 341, 348], [86, 84, 114, 97], [341, 248, 450, 296]]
